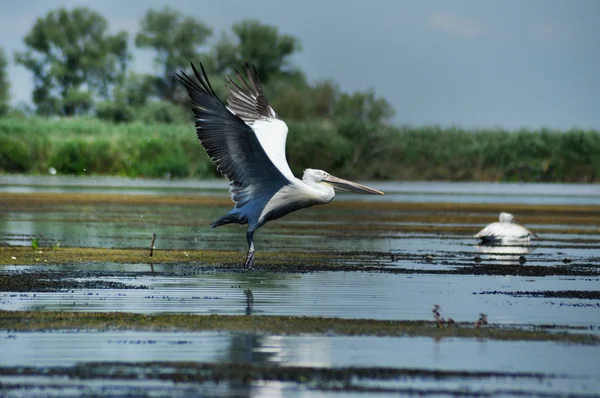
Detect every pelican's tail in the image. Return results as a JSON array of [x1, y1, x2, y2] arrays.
[[211, 212, 248, 229]]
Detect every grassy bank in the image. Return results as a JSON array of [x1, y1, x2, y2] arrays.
[[1, 116, 598, 182]]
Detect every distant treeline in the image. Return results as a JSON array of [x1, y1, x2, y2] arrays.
[[1, 116, 598, 182], [0, 5, 395, 129], [0, 7, 598, 183]]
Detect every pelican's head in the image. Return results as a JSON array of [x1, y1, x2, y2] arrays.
[[499, 212, 516, 223], [302, 169, 384, 195]]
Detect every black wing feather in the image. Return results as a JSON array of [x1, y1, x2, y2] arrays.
[[225, 63, 278, 123], [177, 63, 287, 207]]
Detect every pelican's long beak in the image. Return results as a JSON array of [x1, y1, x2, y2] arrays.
[[322, 175, 384, 195]]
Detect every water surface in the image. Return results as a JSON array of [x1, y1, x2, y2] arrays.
[[1, 176, 599, 397]]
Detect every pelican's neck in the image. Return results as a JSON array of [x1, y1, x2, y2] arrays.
[[499, 212, 515, 223], [300, 178, 335, 204]]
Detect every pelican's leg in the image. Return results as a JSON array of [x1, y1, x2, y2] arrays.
[[244, 230, 255, 269]]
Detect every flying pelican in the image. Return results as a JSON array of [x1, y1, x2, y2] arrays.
[[176, 63, 384, 269], [474, 212, 538, 244]]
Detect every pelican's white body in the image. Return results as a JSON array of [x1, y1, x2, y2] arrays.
[[224, 168, 336, 231], [475, 212, 535, 244], [221, 113, 339, 231]]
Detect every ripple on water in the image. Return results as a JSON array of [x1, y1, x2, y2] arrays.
[[1, 272, 598, 327], [1, 331, 599, 396]]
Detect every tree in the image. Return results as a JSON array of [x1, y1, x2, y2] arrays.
[[135, 7, 212, 103], [115, 72, 156, 109], [213, 20, 301, 83], [15, 7, 129, 116], [96, 71, 191, 124], [334, 90, 395, 172], [335, 89, 395, 126], [0, 47, 9, 115], [311, 80, 339, 119]]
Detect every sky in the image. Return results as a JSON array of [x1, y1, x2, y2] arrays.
[[1, 0, 599, 130]]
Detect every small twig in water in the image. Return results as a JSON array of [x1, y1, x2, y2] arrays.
[[432, 304, 444, 328], [149, 233, 156, 257], [432, 305, 456, 328], [475, 313, 488, 328]]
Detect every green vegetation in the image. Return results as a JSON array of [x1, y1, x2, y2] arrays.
[[1, 311, 597, 343], [0, 116, 207, 178], [1, 6, 598, 182], [14, 7, 128, 116], [0, 116, 598, 181], [386, 126, 600, 182], [213, 19, 302, 83], [135, 7, 212, 104], [0, 48, 8, 116]]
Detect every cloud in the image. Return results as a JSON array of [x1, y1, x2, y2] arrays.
[[428, 11, 486, 40]]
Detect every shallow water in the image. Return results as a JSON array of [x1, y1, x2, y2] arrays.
[[1, 176, 599, 397], [2, 331, 599, 395], [2, 175, 600, 204], [1, 271, 599, 327], [3, 330, 598, 372]]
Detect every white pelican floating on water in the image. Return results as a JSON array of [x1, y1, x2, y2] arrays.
[[177, 63, 383, 268], [474, 212, 537, 244]]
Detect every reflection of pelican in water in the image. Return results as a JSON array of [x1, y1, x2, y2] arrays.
[[244, 289, 254, 316], [477, 245, 533, 255], [476, 243, 535, 264], [475, 212, 538, 245]]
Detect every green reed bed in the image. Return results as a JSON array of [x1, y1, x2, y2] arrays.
[[1, 116, 598, 181]]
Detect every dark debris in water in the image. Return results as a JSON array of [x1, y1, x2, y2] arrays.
[[2, 361, 594, 397], [453, 263, 597, 277], [477, 290, 600, 300], [0, 272, 148, 292], [0, 361, 571, 387]]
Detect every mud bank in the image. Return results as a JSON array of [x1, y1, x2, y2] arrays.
[[1, 310, 597, 343]]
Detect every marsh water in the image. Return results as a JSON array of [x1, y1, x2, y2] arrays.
[[1, 175, 599, 397]]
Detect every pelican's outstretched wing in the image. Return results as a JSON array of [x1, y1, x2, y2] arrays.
[[225, 64, 295, 181], [177, 63, 288, 208]]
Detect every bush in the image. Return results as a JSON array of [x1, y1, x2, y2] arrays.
[[0, 135, 30, 172], [132, 137, 190, 178], [96, 101, 135, 123], [286, 120, 350, 176], [0, 115, 598, 182], [48, 140, 88, 175], [136, 101, 189, 124]]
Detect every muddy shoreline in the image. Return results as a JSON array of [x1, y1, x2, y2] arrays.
[[1, 246, 598, 277], [0, 310, 597, 343]]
